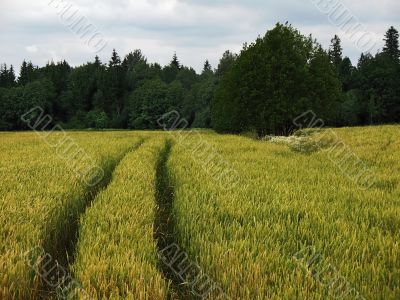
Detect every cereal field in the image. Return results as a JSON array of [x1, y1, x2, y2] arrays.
[[0, 126, 399, 299]]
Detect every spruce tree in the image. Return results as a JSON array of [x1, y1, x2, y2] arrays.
[[109, 49, 121, 67], [19, 60, 28, 85], [329, 35, 343, 71], [0, 64, 16, 88], [18, 61, 37, 85], [383, 26, 400, 60], [106, 49, 124, 121], [171, 52, 180, 69], [203, 60, 212, 73], [8, 65, 16, 87], [94, 55, 102, 67]]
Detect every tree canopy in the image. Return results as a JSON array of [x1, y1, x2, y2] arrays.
[[212, 23, 341, 136], [0, 24, 399, 134]]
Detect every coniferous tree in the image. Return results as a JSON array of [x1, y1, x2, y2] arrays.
[[8, 65, 16, 87], [203, 60, 212, 73], [0, 64, 16, 88], [339, 57, 355, 91], [383, 26, 400, 60], [18, 61, 38, 86], [18, 60, 29, 85], [329, 35, 343, 72], [171, 52, 180, 69], [162, 53, 181, 83], [105, 49, 125, 125], [94, 55, 102, 67], [109, 49, 121, 67]]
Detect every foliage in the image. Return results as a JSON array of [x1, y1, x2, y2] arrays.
[[0, 78, 56, 130], [86, 109, 109, 128], [0, 25, 399, 133], [383, 26, 400, 60], [212, 23, 341, 136], [329, 35, 343, 72]]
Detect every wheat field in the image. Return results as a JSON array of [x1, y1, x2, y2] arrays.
[[0, 126, 398, 299]]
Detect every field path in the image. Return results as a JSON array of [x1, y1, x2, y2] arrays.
[[41, 138, 145, 299], [154, 140, 200, 300]]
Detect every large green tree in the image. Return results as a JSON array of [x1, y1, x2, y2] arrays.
[[212, 23, 341, 136], [383, 26, 400, 60], [0, 64, 16, 88], [329, 35, 343, 72]]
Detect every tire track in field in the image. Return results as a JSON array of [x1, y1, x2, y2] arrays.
[[40, 138, 146, 299], [154, 140, 200, 300]]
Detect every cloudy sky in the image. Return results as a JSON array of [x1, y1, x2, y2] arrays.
[[1, 0, 399, 74]]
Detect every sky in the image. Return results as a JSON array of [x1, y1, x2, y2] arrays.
[[0, 0, 399, 74]]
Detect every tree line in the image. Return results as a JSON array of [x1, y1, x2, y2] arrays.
[[0, 50, 220, 130], [213, 24, 400, 135], [0, 24, 399, 135]]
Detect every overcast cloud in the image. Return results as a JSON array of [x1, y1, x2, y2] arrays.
[[0, 0, 399, 74]]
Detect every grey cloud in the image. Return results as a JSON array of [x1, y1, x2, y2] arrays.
[[0, 0, 398, 74]]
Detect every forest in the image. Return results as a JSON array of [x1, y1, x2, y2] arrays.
[[0, 23, 399, 135]]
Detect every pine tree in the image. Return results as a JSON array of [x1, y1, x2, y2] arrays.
[[109, 49, 121, 67], [105, 49, 124, 120], [0, 64, 16, 88], [18, 61, 37, 85], [0, 64, 5, 87], [8, 65, 16, 86], [339, 57, 354, 91], [383, 26, 400, 60], [357, 53, 373, 69], [203, 60, 212, 73], [94, 55, 102, 67], [329, 35, 343, 71], [170, 52, 180, 69], [19, 60, 28, 85]]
